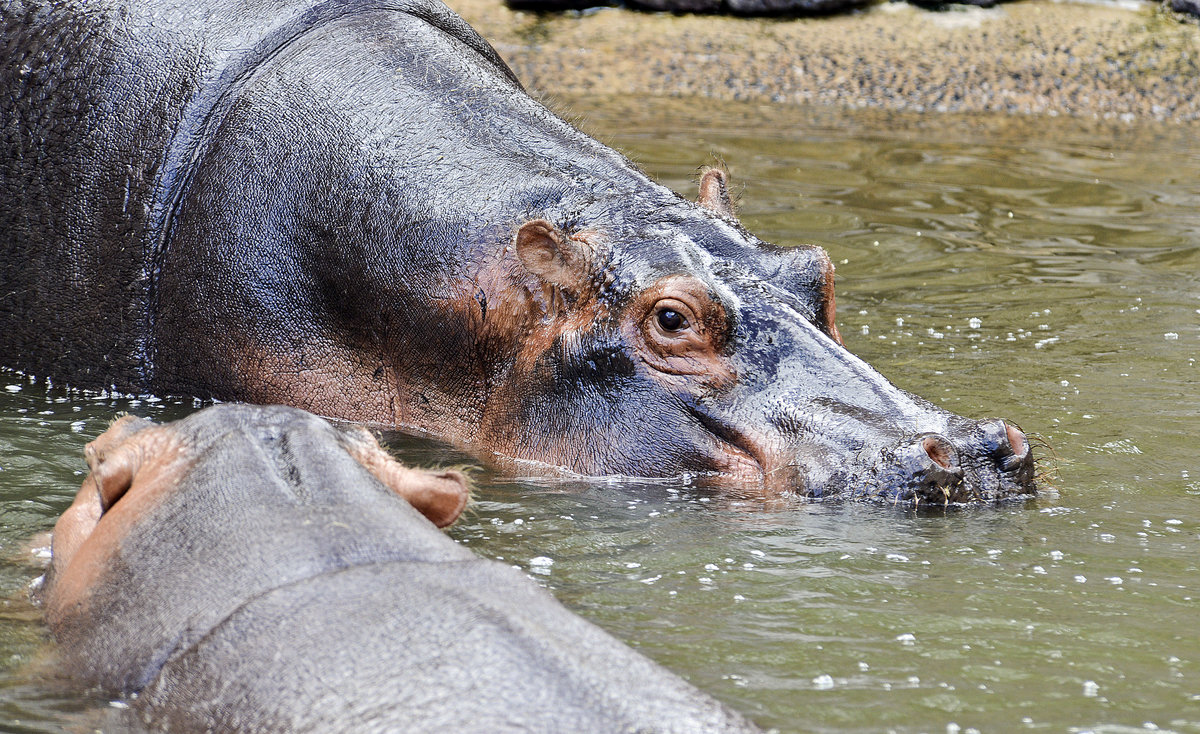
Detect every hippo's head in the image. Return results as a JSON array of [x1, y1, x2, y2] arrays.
[[474, 170, 1034, 504], [41, 404, 471, 692]]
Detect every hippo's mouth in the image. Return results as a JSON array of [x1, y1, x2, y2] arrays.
[[684, 405, 768, 483]]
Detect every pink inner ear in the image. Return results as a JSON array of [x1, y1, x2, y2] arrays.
[[341, 429, 471, 527], [84, 416, 156, 510], [819, 255, 843, 345], [698, 168, 735, 219], [94, 449, 140, 511], [514, 219, 589, 292], [392, 469, 471, 528]]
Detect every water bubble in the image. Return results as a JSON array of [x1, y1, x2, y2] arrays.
[[812, 674, 835, 690], [1083, 680, 1100, 697], [896, 633, 917, 645], [968, 317, 982, 329], [1165, 333, 1180, 340]]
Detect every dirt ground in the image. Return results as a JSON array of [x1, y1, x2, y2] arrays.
[[446, 0, 1200, 123]]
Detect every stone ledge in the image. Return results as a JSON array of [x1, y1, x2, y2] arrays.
[[447, 0, 1200, 122]]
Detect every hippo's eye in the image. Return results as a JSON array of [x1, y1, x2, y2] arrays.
[[649, 299, 696, 339], [657, 308, 688, 333], [636, 282, 731, 382]]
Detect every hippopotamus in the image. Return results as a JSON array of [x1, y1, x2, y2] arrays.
[[0, 0, 1035, 502], [40, 404, 760, 732]]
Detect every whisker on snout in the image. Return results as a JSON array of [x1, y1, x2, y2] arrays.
[[1026, 433, 1060, 487]]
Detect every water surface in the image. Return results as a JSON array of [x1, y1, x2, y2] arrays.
[[1, 98, 1198, 732]]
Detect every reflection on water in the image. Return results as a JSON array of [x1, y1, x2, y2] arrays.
[[2, 99, 1199, 732]]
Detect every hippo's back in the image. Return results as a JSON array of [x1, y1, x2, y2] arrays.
[[132, 561, 760, 733], [0, 0, 515, 390], [2, 0, 170, 385]]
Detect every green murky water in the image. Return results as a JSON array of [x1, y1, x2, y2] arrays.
[[2, 98, 1198, 732]]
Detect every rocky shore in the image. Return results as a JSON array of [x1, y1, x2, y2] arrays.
[[447, 0, 1200, 123]]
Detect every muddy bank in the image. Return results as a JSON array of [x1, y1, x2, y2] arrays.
[[446, 0, 1200, 122]]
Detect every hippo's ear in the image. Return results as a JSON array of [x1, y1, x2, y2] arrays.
[[698, 168, 736, 220], [515, 219, 590, 293], [84, 415, 155, 511], [87, 444, 140, 511], [340, 426, 471, 528], [772, 246, 843, 345]]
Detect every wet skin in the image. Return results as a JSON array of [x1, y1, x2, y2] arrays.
[[40, 404, 759, 733], [0, 0, 1034, 502]]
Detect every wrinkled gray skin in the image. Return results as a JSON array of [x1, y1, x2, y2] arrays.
[[0, 0, 1034, 502], [40, 404, 759, 733]]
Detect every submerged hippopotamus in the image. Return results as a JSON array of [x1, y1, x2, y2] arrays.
[[0, 0, 1034, 502], [40, 404, 759, 732]]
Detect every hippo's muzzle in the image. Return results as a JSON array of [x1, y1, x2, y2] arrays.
[[706, 337, 1038, 503], [847, 418, 1035, 504]]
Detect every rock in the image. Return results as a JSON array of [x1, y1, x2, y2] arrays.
[[633, 0, 868, 12], [1171, 0, 1200, 18], [507, 0, 872, 14], [904, 0, 1017, 7]]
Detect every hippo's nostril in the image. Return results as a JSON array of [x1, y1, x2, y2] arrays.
[[1005, 422, 1028, 459], [922, 435, 956, 470], [973, 419, 1036, 491]]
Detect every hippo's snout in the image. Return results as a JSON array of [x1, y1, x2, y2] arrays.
[[854, 419, 1035, 505]]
